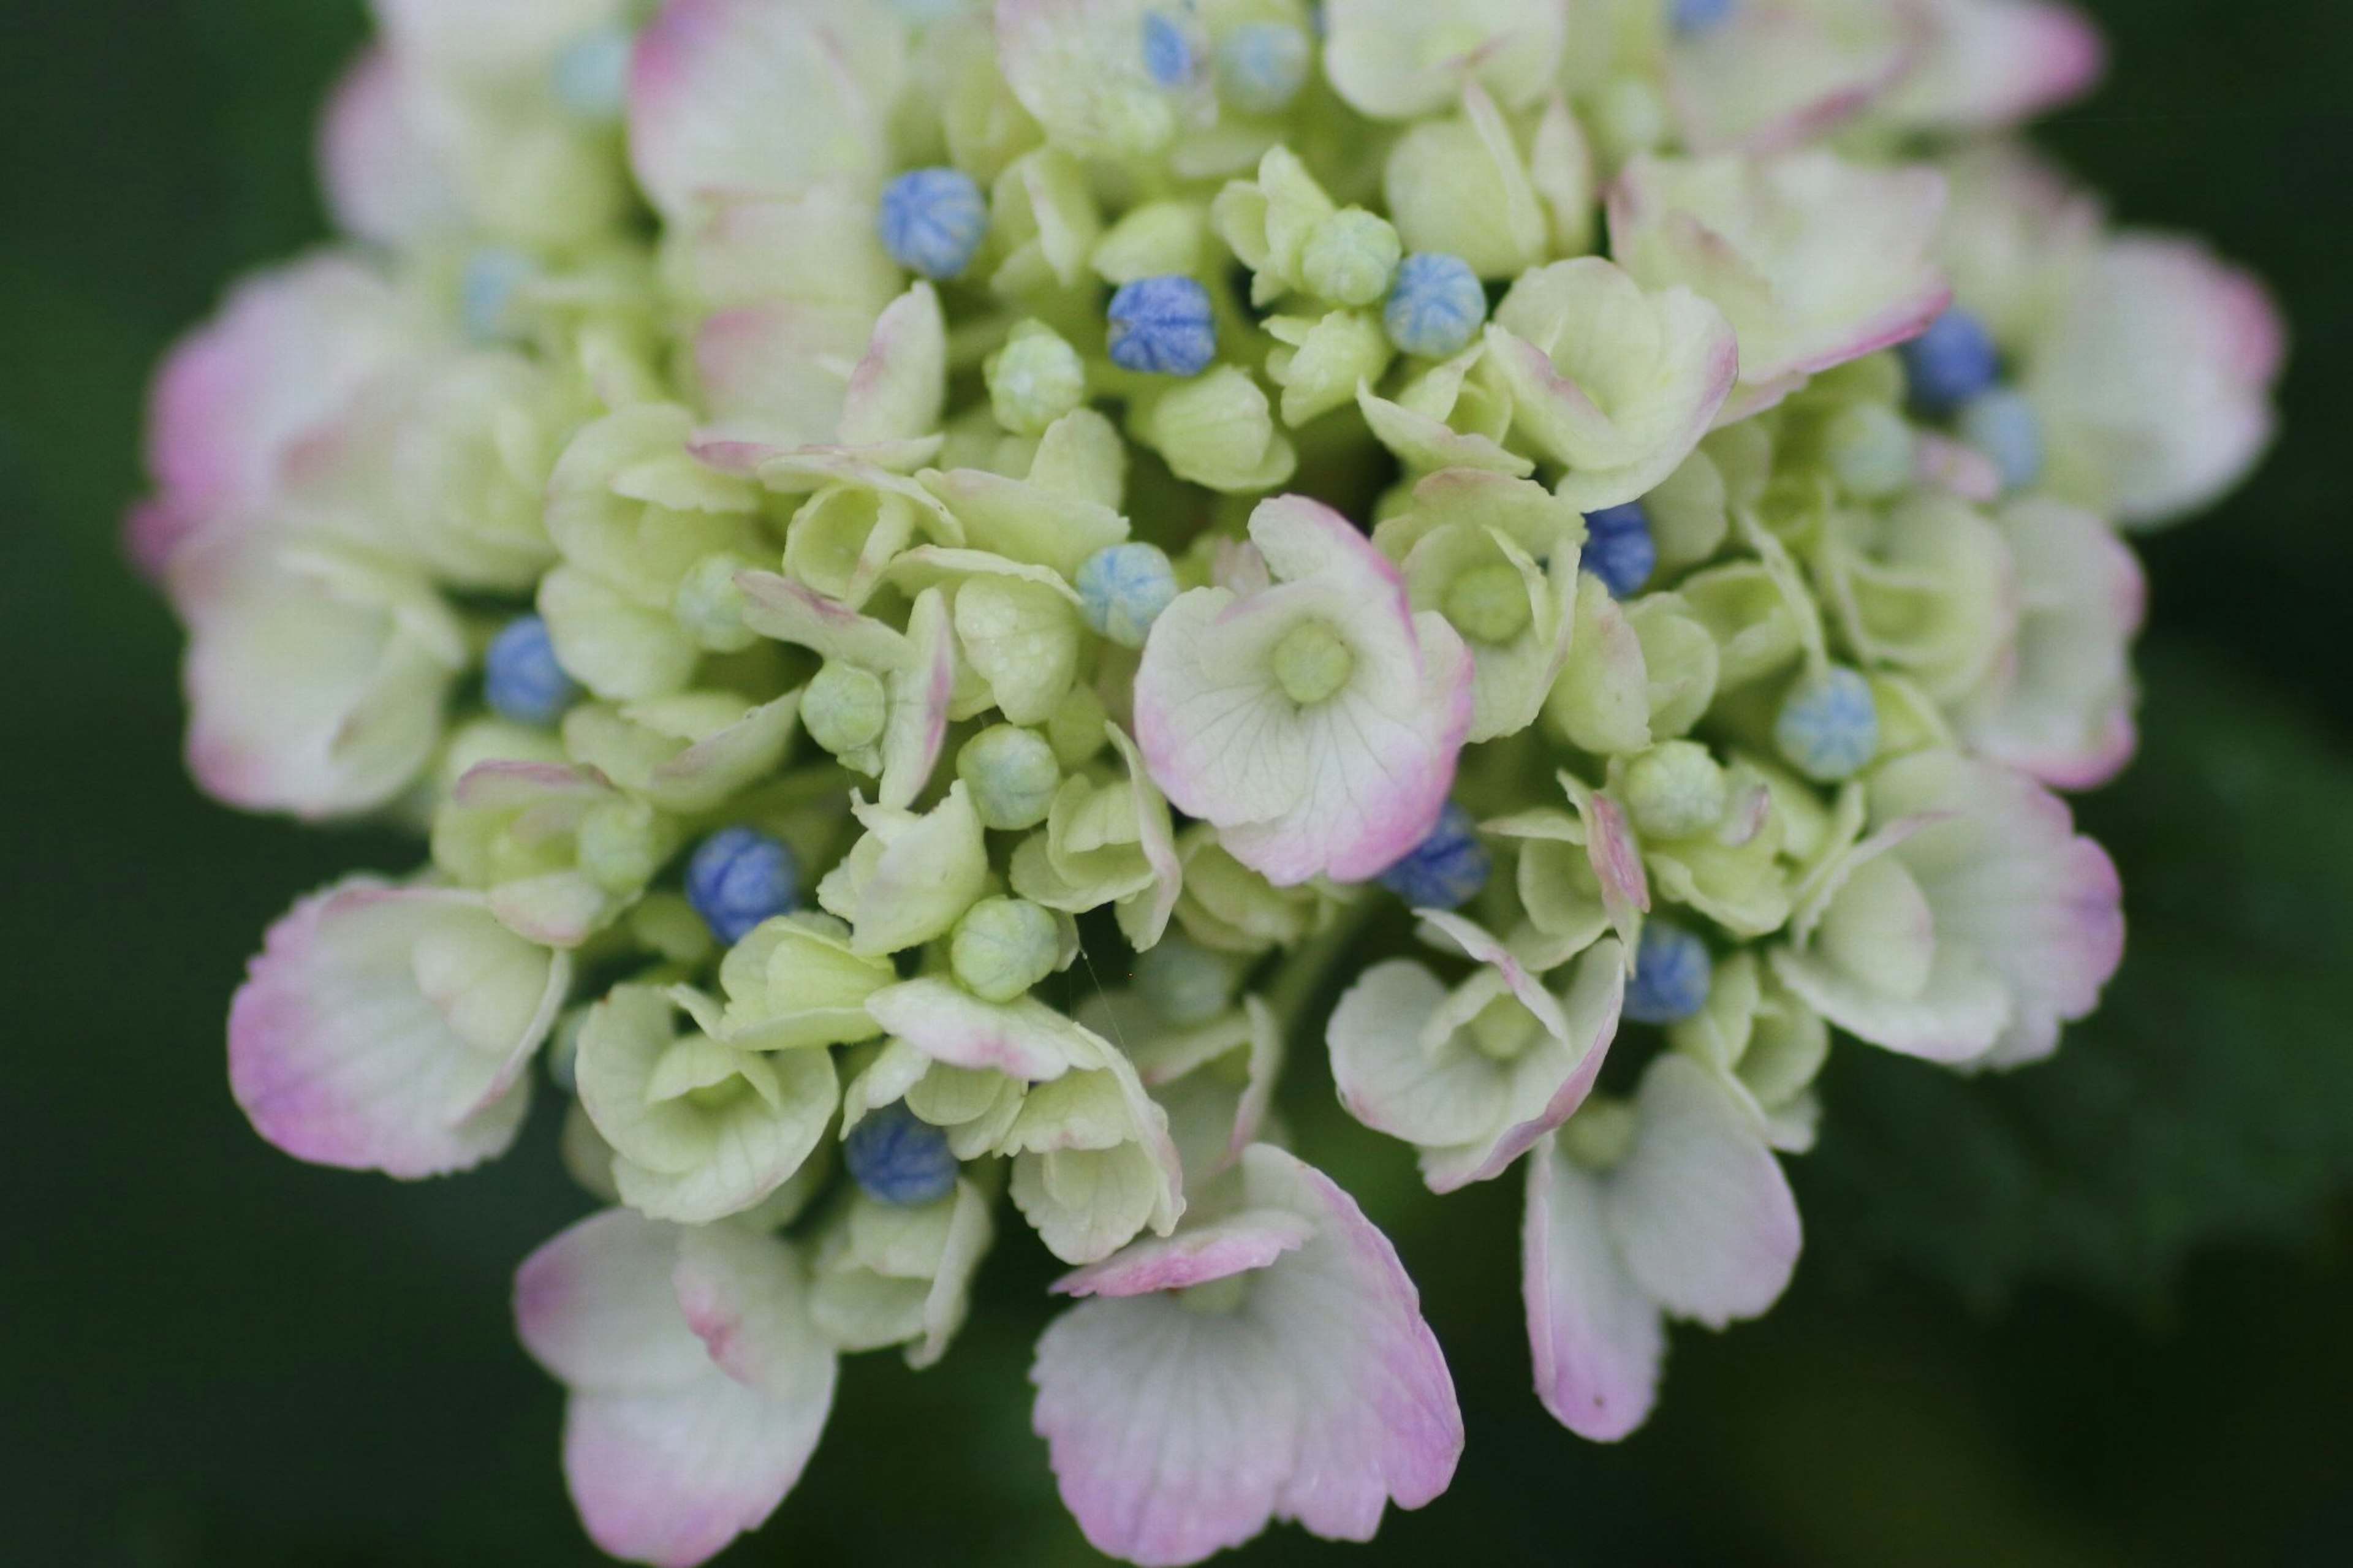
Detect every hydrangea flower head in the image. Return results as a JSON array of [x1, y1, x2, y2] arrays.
[[138, 0, 2279, 1559]]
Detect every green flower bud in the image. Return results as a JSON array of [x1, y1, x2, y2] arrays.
[[804, 661, 890, 757], [987, 320, 1088, 436], [950, 896, 1062, 1002], [1133, 933, 1241, 1028], [1623, 741, 1730, 841], [1561, 1097, 1636, 1169], [1271, 619, 1356, 705], [1139, 366, 1298, 493], [1825, 402, 1916, 501], [1444, 560, 1536, 645], [577, 795, 664, 893], [673, 551, 760, 653], [1300, 208, 1402, 307], [958, 724, 1062, 830]]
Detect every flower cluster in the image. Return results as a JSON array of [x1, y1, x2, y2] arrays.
[[136, 0, 2282, 1562]]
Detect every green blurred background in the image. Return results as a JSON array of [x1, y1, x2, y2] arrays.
[[4, 2, 2351, 1563]]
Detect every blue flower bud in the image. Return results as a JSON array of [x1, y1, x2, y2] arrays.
[[460, 247, 537, 344], [1377, 802, 1491, 911], [1775, 665, 1880, 783], [1216, 22, 1311, 115], [1107, 275, 1217, 377], [1383, 252, 1487, 360], [1141, 10, 1195, 87], [1900, 307, 2001, 418], [1076, 542, 1180, 648], [1958, 387, 2045, 492], [550, 28, 634, 123], [1672, 0, 1738, 34], [685, 827, 800, 945], [1624, 920, 1711, 1026], [1582, 501, 1657, 600], [877, 167, 990, 282], [844, 1104, 960, 1206], [483, 614, 579, 727]]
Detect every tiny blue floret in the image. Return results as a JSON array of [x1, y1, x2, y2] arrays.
[[1624, 920, 1712, 1026], [1582, 501, 1658, 600], [1672, 0, 1738, 34], [550, 28, 634, 123], [1142, 10, 1195, 87], [1076, 543, 1180, 649], [1384, 252, 1488, 360], [1377, 802, 1492, 911], [1217, 22, 1311, 115], [1900, 307, 2001, 419], [844, 1104, 961, 1206], [1958, 387, 2045, 492], [460, 247, 537, 344], [877, 167, 990, 282], [1107, 275, 1218, 376], [1775, 665, 1880, 783], [686, 827, 800, 945], [483, 615, 578, 727]]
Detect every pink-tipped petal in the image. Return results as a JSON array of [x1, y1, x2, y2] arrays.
[[131, 254, 432, 577], [231, 881, 567, 1178], [628, 0, 900, 219], [516, 1211, 839, 1568], [317, 47, 463, 248], [1523, 1134, 1663, 1442], [1604, 1055, 1802, 1328], [1055, 1209, 1317, 1298], [1032, 1146, 1462, 1564], [865, 979, 1104, 1081], [1885, 0, 2106, 132]]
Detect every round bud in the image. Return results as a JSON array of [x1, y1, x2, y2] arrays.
[[952, 897, 1063, 1003], [1582, 502, 1657, 600], [550, 27, 633, 123], [1900, 307, 2001, 418], [957, 724, 1061, 830], [484, 614, 579, 727], [1959, 388, 2044, 493], [1134, 934, 1241, 1027], [1076, 542, 1180, 648], [987, 321, 1088, 435], [844, 1104, 960, 1206], [1140, 9, 1195, 86], [1775, 665, 1880, 783], [1443, 560, 1533, 645], [803, 661, 890, 757], [673, 552, 760, 653], [877, 167, 990, 281], [1107, 275, 1217, 377], [1271, 619, 1357, 705], [1623, 742, 1731, 841], [686, 827, 800, 945], [1301, 208, 1403, 308], [1216, 22, 1310, 115], [1384, 252, 1487, 359], [1624, 920, 1712, 1026], [578, 796, 663, 893], [1376, 801, 1491, 911], [460, 247, 536, 344], [1824, 402, 1916, 501]]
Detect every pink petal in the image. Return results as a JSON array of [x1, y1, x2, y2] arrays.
[[230, 881, 567, 1178], [131, 254, 430, 577], [627, 0, 898, 219], [517, 1211, 838, 1567], [865, 979, 1104, 1080], [1523, 1134, 1663, 1442], [1885, 0, 2105, 132], [1604, 1055, 1802, 1327], [1031, 1146, 1461, 1564], [317, 46, 461, 248], [1054, 1208, 1316, 1298]]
